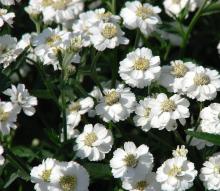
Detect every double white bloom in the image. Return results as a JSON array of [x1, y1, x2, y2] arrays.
[[30, 159, 90, 191], [4, 84, 38, 116], [0, 9, 15, 28], [119, 47, 161, 88], [95, 84, 136, 122], [74, 123, 113, 161], [120, 1, 161, 36]]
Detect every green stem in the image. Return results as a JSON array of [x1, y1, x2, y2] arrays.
[[111, 0, 116, 14], [134, 29, 141, 49], [90, 51, 103, 93], [61, 68, 67, 142], [5, 148, 30, 177], [180, 0, 208, 54]]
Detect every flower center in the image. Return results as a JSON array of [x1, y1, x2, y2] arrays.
[[135, 181, 149, 191], [98, 12, 112, 22], [52, 0, 71, 10], [41, 169, 52, 182], [168, 165, 182, 176], [172, 0, 181, 4], [59, 175, 77, 191], [42, 0, 53, 7], [105, 90, 120, 106], [171, 63, 188, 78], [136, 5, 154, 19], [0, 108, 9, 122], [161, 99, 176, 112], [69, 102, 81, 112], [194, 74, 210, 86], [101, 24, 117, 39], [84, 132, 97, 146], [46, 35, 61, 46], [123, 154, 138, 168], [144, 108, 151, 117], [214, 166, 220, 174], [133, 57, 150, 71]]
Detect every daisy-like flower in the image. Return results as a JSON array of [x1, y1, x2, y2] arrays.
[[150, 93, 190, 131], [0, 145, 5, 166], [156, 157, 197, 191], [163, 0, 197, 18], [95, 84, 136, 122], [30, 158, 57, 191], [200, 153, 220, 190], [159, 60, 196, 93], [122, 172, 160, 191], [0, 101, 17, 135], [120, 1, 161, 36], [90, 22, 129, 51], [50, 161, 90, 191], [119, 47, 161, 88], [66, 97, 94, 128], [0, 35, 23, 68], [0, 9, 15, 28], [172, 145, 188, 158], [182, 66, 220, 102], [74, 123, 113, 161], [110, 141, 154, 179], [0, 0, 20, 6], [200, 103, 220, 134], [133, 97, 154, 132], [3, 84, 38, 116]]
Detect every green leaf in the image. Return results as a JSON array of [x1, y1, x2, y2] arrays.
[[31, 89, 52, 99], [186, 130, 220, 146], [4, 173, 19, 188], [202, 2, 220, 16], [83, 163, 112, 180], [12, 146, 38, 159]]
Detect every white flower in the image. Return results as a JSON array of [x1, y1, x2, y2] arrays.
[[218, 42, 220, 55], [74, 123, 113, 161], [172, 145, 188, 158], [0, 9, 15, 27], [0, 35, 23, 68], [0, 101, 17, 135], [200, 103, 220, 135], [30, 158, 57, 191], [61, 124, 79, 142], [110, 141, 154, 179], [66, 97, 94, 128], [122, 172, 160, 191], [200, 153, 220, 190], [156, 157, 197, 191], [163, 0, 197, 17], [182, 66, 220, 102], [0, 0, 20, 6], [90, 22, 129, 51], [133, 97, 154, 132], [3, 84, 38, 116], [150, 93, 190, 131], [0, 145, 5, 166], [120, 1, 161, 36], [50, 161, 89, 191], [95, 84, 136, 122], [119, 47, 161, 88], [159, 60, 196, 93]]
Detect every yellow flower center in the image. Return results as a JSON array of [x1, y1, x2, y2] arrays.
[[41, 169, 52, 182], [144, 108, 151, 117], [105, 90, 120, 106], [0, 108, 9, 122], [84, 132, 97, 146], [135, 181, 149, 191], [133, 57, 150, 71], [136, 5, 154, 19], [69, 102, 81, 112], [52, 0, 71, 10], [123, 154, 138, 168], [46, 35, 61, 46], [98, 12, 112, 22], [161, 99, 176, 112], [194, 74, 210, 86], [59, 175, 77, 191], [171, 63, 188, 78], [168, 165, 182, 176], [101, 24, 117, 39], [214, 166, 220, 174]]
